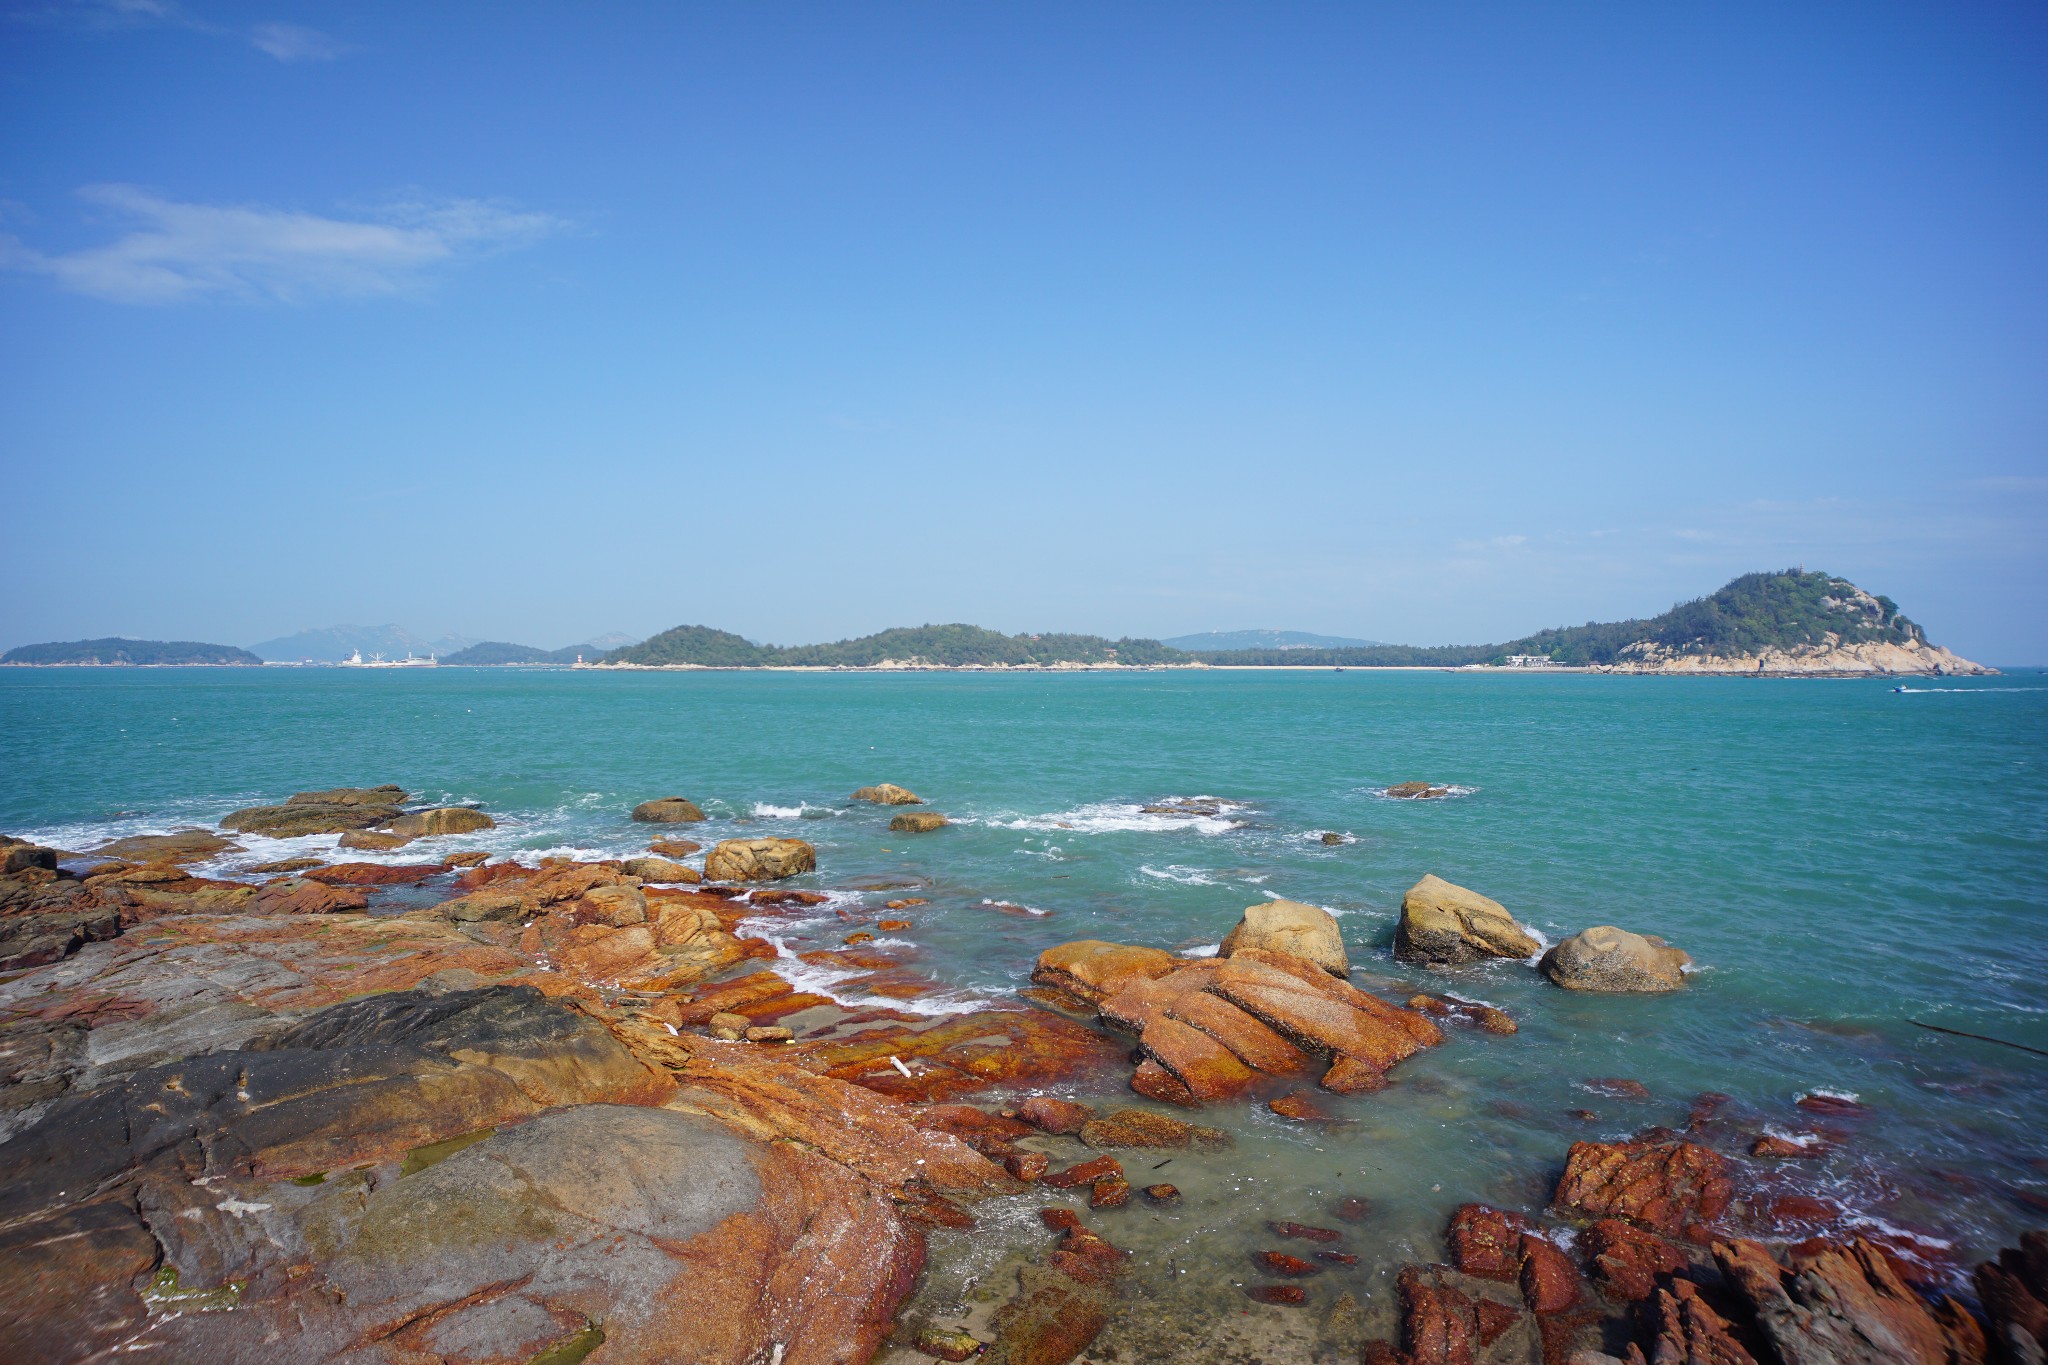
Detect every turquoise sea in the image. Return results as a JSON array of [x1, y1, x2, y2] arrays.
[[4, 667, 2044, 1348]]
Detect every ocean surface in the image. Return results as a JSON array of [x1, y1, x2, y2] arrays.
[[4, 667, 2044, 1351]]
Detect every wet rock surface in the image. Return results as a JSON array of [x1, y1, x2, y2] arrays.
[[1396, 874, 1542, 965], [705, 836, 818, 881], [1541, 926, 1692, 993]]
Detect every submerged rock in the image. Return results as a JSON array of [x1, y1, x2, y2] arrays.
[[1396, 875, 1542, 965], [1552, 1139, 1732, 1238], [703, 837, 816, 882], [631, 796, 707, 823], [1221, 899, 1350, 977], [1541, 926, 1691, 992], [1078, 1107, 1230, 1150], [386, 805, 496, 838], [889, 811, 950, 833], [647, 837, 702, 857], [221, 785, 408, 836], [87, 829, 241, 865], [1385, 782, 1453, 799], [337, 829, 412, 851], [852, 784, 924, 805]]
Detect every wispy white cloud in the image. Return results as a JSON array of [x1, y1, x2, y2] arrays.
[[248, 21, 347, 62], [0, 186, 563, 304], [18, 2, 352, 62]]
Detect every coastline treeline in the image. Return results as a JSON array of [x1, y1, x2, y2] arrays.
[[0, 638, 262, 666], [0, 570, 1943, 670]]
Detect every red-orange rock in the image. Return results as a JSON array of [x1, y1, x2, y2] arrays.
[[1049, 1226, 1130, 1285], [911, 1103, 1033, 1157], [1396, 1267, 1477, 1365], [877, 919, 911, 931], [1144, 1184, 1180, 1204], [1448, 1204, 1531, 1281], [789, 1009, 1128, 1103], [750, 889, 830, 907], [304, 861, 448, 886], [1719, 1236, 1987, 1365], [1165, 988, 1312, 1073], [1006, 1152, 1050, 1181], [1130, 1058, 1198, 1107], [1258, 1251, 1322, 1277], [1517, 1233, 1580, 1313], [1041, 1207, 1082, 1232], [1272, 1221, 1343, 1244], [1336, 1197, 1372, 1222], [1250, 1284, 1308, 1305], [1030, 940, 1178, 1004], [1319, 1251, 1360, 1266], [1751, 1133, 1824, 1159], [1585, 1076, 1651, 1099], [1138, 1015, 1258, 1102], [1089, 1175, 1130, 1209], [1270, 1090, 1342, 1122], [1552, 1140, 1733, 1238], [1652, 1278, 1756, 1365], [1017, 1095, 1096, 1135], [1583, 1217, 1687, 1302], [251, 878, 369, 915], [1042, 1155, 1123, 1190], [1795, 1091, 1865, 1117]]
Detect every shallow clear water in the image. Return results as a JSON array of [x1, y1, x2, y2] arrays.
[[4, 667, 2045, 1336]]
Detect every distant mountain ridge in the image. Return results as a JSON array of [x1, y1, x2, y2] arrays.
[[7, 572, 1987, 675], [606, 624, 1180, 668], [1161, 629, 1382, 651], [601, 572, 1985, 675], [1184, 570, 1989, 675], [2, 638, 261, 666], [249, 624, 476, 663]]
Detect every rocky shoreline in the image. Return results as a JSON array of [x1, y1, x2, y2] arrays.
[[1, 786, 2039, 1364]]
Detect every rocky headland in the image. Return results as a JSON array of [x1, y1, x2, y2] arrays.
[[0, 788, 2037, 1365]]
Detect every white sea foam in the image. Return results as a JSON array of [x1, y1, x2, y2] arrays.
[[986, 797, 1248, 837], [752, 931, 995, 1016], [1139, 864, 1220, 886], [978, 897, 1053, 917], [1893, 687, 2046, 694], [751, 802, 813, 819], [1182, 943, 1221, 957]]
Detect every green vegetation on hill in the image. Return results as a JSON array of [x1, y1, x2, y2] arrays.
[[593, 570, 1943, 670], [441, 641, 606, 665], [1, 638, 263, 666], [606, 623, 1181, 667], [1186, 570, 1931, 666]]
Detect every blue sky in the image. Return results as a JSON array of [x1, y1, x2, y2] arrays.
[[2, 3, 2043, 660]]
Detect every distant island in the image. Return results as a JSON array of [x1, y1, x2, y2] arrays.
[[597, 571, 1987, 676], [1159, 629, 1383, 651], [0, 638, 262, 667], [440, 640, 623, 666], [0, 572, 1991, 674]]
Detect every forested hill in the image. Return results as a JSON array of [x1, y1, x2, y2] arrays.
[[1188, 571, 1936, 666], [605, 624, 1182, 667], [1, 638, 263, 666], [441, 641, 610, 665], [598, 571, 1950, 669]]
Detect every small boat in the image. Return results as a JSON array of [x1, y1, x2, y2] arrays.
[[1891, 685, 1906, 693]]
